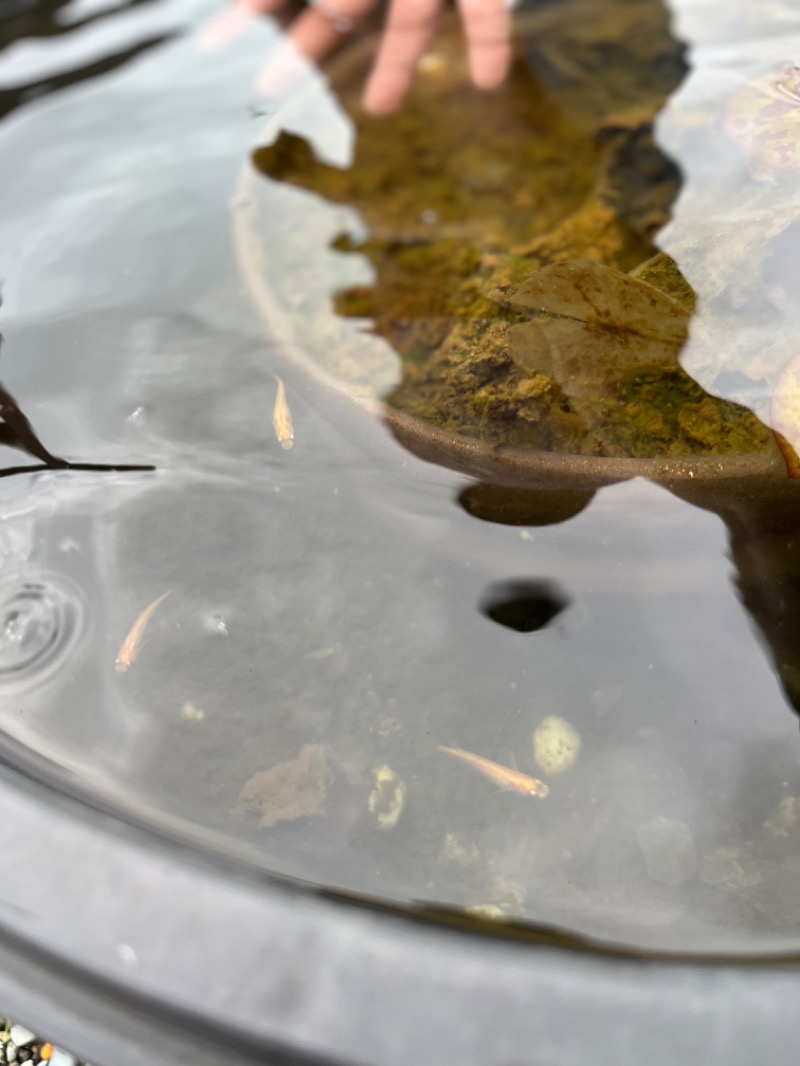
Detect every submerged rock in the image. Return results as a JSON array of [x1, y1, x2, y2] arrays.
[[636, 816, 697, 886]]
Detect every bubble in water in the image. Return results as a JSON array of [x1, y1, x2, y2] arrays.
[[0, 575, 84, 686]]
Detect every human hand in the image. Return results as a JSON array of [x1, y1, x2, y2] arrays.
[[239, 0, 512, 115]]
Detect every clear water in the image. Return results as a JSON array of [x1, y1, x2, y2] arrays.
[[1, 0, 799, 956]]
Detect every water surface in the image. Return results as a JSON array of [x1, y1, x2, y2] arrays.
[[1, 0, 800, 956]]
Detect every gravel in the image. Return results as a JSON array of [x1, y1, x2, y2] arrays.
[[0, 1018, 87, 1066]]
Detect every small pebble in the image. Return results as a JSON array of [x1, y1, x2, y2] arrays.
[[48, 1050, 77, 1066], [9, 1030, 33, 1050]]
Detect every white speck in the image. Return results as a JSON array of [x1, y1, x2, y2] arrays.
[[129, 405, 145, 422], [59, 538, 79, 553], [519, 530, 533, 541], [420, 209, 439, 225], [203, 612, 229, 636], [116, 943, 138, 965]]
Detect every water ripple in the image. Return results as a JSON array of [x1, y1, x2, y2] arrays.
[[0, 574, 84, 686]]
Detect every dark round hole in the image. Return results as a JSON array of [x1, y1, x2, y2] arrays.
[[480, 580, 569, 633]]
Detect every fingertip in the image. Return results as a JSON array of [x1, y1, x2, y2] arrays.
[[363, 69, 410, 115], [240, 0, 283, 12], [470, 45, 511, 90], [195, 3, 255, 50]]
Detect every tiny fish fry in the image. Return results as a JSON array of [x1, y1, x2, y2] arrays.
[[272, 375, 294, 450], [115, 589, 173, 673], [439, 745, 549, 798]]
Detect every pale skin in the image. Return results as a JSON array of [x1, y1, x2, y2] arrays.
[[238, 0, 512, 115]]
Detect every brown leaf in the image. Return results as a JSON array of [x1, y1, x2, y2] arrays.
[[235, 743, 332, 828], [506, 259, 689, 401]]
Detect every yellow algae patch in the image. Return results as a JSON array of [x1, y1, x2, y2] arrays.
[[532, 715, 582, 775], [367, 764, 407, 830]]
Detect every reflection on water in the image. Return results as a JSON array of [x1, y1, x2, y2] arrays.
[[0, 0, 176, 119], [1, 0, 800, 956]]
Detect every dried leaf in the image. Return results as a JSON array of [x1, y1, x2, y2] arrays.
[[235, 743, 332, 828]]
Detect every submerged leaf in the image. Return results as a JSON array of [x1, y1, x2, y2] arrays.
[[505, 259, 690, 400], [235, 743, 332, 828]]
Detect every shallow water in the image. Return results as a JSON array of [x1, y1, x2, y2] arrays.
[[1, 0, 800, 956]]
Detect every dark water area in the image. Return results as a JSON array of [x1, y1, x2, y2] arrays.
[[1, 0, 800, 956]]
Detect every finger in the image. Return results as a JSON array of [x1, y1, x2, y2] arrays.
[[456, 0, 511, 90], [195, 3, 259, 51], [363, 0, 444, 115], [258, 0, 377, 94], [242, 0, 290, 14]]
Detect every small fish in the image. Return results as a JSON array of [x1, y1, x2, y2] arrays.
[[439, 745, 549, 798], [115, 589, 173, 673], [272, 375, 294, 450]]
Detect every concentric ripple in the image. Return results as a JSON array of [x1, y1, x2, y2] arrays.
[[0, 575, 85, 687]]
